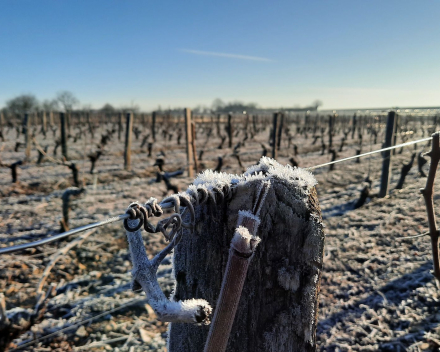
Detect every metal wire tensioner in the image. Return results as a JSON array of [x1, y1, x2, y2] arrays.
[[123, 194, 199, 242], [121, 185, 234, 325]]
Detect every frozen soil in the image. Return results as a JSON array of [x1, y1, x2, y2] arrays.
[[0, 116, 439, 351]]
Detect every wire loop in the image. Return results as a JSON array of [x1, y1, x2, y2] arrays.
[[123, 203, 144, 232]]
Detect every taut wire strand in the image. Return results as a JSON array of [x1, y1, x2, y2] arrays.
[[0, 202, 176, 255], [0, 136, 433, 255], [0, 215, 129, 255], [307, 136, 432, 170]]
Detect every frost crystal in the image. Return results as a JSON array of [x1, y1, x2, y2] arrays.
[[193, 169, 240, 189], [231, 225, 261, 254], [192, 157, 317, 195], [244, 156, 317, 190]]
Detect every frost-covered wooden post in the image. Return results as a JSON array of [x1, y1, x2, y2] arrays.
[[60, 112, 68, 160], [168, 157, 325, 352], [184, 108, 194, 178], [23, 113, 31, 161], [124, 112, 133, 171], [379, 111, 396, 198]]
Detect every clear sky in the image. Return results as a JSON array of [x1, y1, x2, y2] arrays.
[[1, 1, 439, 111]]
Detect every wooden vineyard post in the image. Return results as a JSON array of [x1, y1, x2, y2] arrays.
[[49, 111, 54, 127], [392, 114, 399, 156], [352, 113, 357, 139], [271, 112, 280, 159], [191, 122, 199, 173], [23, 113, 31, 159], [379, 111, 397, 198], [227, 112, 233, 148], [60, 112, 68, 160], [168, 158, 325, 352], [66, 111, 71, 132], [277, 112, 284, 150], [152, 111, 157, 142], [41, 111, 47, 135], [184, 108, 194, 178], [118, 112, 123, 141], [124, 111, 133, 171], [216, 114, 221, 137], [24, 113, 31, 161], [328, 113, 334, 152]]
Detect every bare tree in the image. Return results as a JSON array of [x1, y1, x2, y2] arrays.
[[6, 94, 39, 115], [312, 100, 323, 110], [56, 91, 79, 112], [100, 103, 115, 116], [40, 99, 59, 112]]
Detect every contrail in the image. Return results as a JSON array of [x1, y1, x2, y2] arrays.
[[180, 49, 274, 62]]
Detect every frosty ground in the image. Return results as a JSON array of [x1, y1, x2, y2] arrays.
[[0, 118, 438, 351]]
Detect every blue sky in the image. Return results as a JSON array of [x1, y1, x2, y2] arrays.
[[1, 1, 439, 111]]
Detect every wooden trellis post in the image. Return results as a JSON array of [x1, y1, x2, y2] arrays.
[[277, 112, 284, 150], [118, 112, 123, 141], [41, 111, 47, 135], [379, 111, 397, 198], [124, 112, 133, 171], [24, 113, 31, 161], [392, 114, 399, 155], [328, 114, 334, 152], [184, 108, 194, 178], [191, 122, 199, 173], [66, 111, 71, 132], [168, 158, 325, 352], [271, 112, 280, 159], [351, 113, 357, 139], [152, 111, 157, 142], [60, 112, 68, 160], [227, 112, 233, 148]]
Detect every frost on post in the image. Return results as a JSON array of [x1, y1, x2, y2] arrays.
[[168, 157, 325, 352]]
